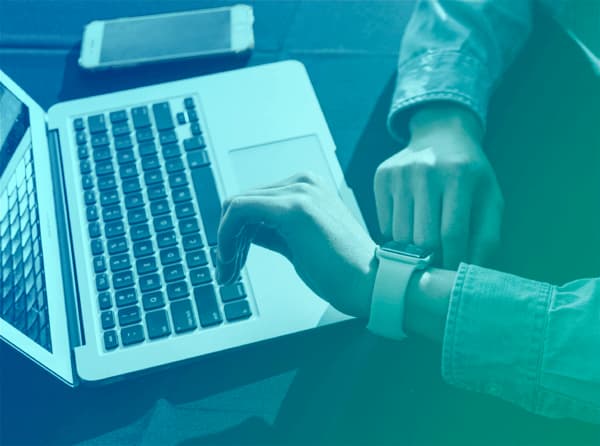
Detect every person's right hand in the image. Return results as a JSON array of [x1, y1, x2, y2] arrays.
[[374, 103, 503, 268]]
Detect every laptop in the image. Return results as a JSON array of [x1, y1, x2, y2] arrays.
[[0, 60, 362, 386]]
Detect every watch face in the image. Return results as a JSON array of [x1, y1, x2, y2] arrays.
[[381, 242, 430, 259]]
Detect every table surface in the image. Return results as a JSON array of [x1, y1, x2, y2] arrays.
[[1, 2, 599, 445]]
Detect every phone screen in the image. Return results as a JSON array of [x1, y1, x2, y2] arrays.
[[100, 9, 231, 64]]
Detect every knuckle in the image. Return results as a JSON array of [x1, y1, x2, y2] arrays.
[[295, 171, 319, 186]]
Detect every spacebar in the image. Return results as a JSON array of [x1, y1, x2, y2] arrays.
[[190, 165, 221, 246]]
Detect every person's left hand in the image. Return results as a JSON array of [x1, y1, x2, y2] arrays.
[[216, 173, 377, 318]]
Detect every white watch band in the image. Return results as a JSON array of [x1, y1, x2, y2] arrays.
[[367, 247, 426, 341]]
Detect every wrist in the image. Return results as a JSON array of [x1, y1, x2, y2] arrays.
[[408, 102, 483, 145]]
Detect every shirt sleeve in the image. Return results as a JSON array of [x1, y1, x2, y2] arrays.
[[388, 0, 533, 143], [443, 263, 600, 424]]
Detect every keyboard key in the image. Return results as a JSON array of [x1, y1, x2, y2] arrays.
[[188, 109, 199, 122], [112, 122, 130, 137], [165, 158, 184, 173], [175, 202, 195, 219], [137, 257, 158, 275], [103, 205, 122, 222], [117, 149, 135, 165], [146, 309, 171, 339], [154, 215, 173, 232], [80, 159, 92, 174], [187, 150, 210, 169], [148, 184, 167, 201], [167, 281, 189, 300], [118, 306, 141, 326], [136, 128, 154, 143], [162, 142, 180, 158], [164, 264, 184, 282], [101, 311, 115, 329], [220, 283, 246, 302], [125, 193, 144, 209], [82, 174, 94, 189], [150, 200, 169, 216], [190, 267, 211, 286], [182, 233, 203, 251], [130, 223, 151, 241], [114, 135, 133, 150], [140, 273, 161, 292], [110, 254, 131, 272], [104, 330, 119, 350], [157, 230, 177, 248], [179, 218, 199, 235], [76, 131, 87, 146], [142, 156, 160, 171], [98, 174, 117, 191], [107, 237, 128, 255], [176, 112, 186, 125], [133, 240, 154, 258], [160, 247, 181, 265], [89, 222, 101, 238], [78, 145, 89, 160], [74, 118, 85, 130], [186, 250, 207, 268], [84, 190, 96, 205], [121, 324, 145, 345], [191, 122, 202, 135], [159, 131, 177, 146], [100, 190, 119, 207], [105, 220, 125, 238], [131, 106, 151, 129], [138, 142, 156, 158], [184, 97, 195, 109], [96, 161, 114, 176], [93, 147, 111, 162], [127, 208, 147, 225], [142, 291, 164, 311], [169, 172, 188, 188], [190, 166, 221, 246], [94, 256, 107, 273], [144, 169, 163, 185], [152, 102, 175, 131], [173, 187, 192, 203], [96, 273, 109, 291], [98, 291, 112, 310], [120, 163, 138, 179], [113, 270, 134, 289], [193, 286, 222, 327], [224, 300, 252, 322], [88, 114, 107, 134], [91, 134, 110, 148], [91, 239, 104, 255], [109, 110, 128, 123], [183, 136, 206, 151], [171, 299, 197, 333], [115, 288, 137, 307], [122, 178, 141, 194]]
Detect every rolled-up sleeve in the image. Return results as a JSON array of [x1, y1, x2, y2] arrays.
[[443, 263, 600, 424], [388, 0, 533, 143]]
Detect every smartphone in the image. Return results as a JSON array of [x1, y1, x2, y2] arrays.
[[78, 5, 254, 70]]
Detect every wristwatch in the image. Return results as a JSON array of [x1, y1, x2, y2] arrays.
[[367, 242, 433, 341]]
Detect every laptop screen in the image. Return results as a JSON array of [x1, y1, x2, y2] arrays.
[[0, 83, 30, 178]]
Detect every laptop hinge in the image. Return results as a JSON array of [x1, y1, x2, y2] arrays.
[[46, 128, 85, 349]]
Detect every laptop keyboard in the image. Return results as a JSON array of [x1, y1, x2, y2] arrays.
[[0, 148, 52, 351], [73, 97, 252, 352]]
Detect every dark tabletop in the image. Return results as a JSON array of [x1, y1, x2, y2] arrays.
[[1, 1, 600, 445]]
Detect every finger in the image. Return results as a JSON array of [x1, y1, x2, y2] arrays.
[[413, 186, 441, 252], [374, 173, 393, 239], [441, 184, 472, 269], [392, 190, 413, 244], [469, 194, 503, 266]]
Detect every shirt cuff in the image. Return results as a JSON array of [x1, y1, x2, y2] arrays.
[[442, 263, 552, 414], [387, 50, 492, 144]]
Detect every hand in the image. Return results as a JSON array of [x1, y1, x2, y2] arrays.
[[374, 103, 503, 268], [216, 173, 378, 318]]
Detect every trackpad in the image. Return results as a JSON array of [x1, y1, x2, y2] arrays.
[[228, 135, 337, 192]]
